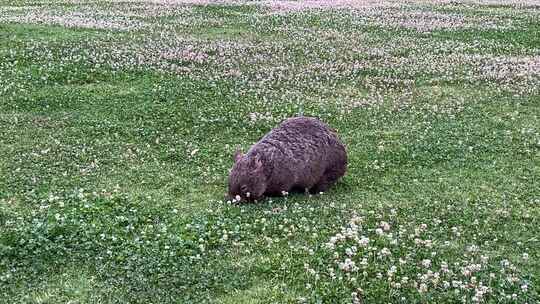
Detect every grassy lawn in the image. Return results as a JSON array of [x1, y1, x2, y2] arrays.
[[0, 1, 539, 303]]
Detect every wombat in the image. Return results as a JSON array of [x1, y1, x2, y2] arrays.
[[228, 116, 347, 202]]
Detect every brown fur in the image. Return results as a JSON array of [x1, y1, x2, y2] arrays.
[[228, 117, 347, 202]]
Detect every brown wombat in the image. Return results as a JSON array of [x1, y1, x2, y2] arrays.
[[228, 116, 347, 202]]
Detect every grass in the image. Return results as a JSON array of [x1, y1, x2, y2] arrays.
[[0, 1, 539, 303]]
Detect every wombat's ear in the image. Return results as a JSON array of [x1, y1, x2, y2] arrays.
[[233, 149, 243, 163], [253, 156, 263, 173]]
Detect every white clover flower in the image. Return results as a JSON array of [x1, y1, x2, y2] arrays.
[[480, 255, 489, 264], [345, 227, 357, 238], [452, 280, 460, 288], [358, 236, 370, 247], [387, 266, 397, 277], [339, 258, 358, 272], [329, 268, 336, 279], [467, 244, 479, 253], [350, 215, 363, 224], [380, 221, 391, 231], [380, 247, 391, 257], [422, 259, 431, 268], [345, 247, 356, 257], [506, 275, 519, 283], [352, 291, 362, 304], [360, 258, 368, 267]]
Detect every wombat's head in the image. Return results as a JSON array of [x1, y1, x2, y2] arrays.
[[228, 150, 267, 203]]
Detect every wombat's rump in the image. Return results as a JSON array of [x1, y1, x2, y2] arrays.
[[228, 116, 347, 202]]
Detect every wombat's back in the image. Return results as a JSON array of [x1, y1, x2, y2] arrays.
[[247, 116, 347, 195]]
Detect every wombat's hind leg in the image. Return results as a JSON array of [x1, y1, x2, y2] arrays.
[[310, 162, 346, 194], [310, 177, 331, 194], [290, 185, 307, 194]]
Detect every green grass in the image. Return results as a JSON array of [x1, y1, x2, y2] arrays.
[[0, 1, 539, 303]]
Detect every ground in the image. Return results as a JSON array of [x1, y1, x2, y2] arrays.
[[0, 0, 539, 303]]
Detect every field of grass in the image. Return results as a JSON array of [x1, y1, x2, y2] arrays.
[[0, 0, 539, 303]]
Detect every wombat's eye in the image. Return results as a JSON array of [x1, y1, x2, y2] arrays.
[[241, 185, 248, 192]]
